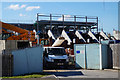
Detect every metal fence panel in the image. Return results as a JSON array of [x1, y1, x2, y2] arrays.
[[12, 49, 28, 76], [12, 46, 43, 76], [110, 44, 120, 69], [26, 46, 43, 73], [101, 44, 108, 69], [74, 44, 108, 70], [86, 44, 100, 69], [74, 44, 85, 68]]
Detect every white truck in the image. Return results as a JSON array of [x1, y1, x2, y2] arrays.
[[43, 47, 69, 69]]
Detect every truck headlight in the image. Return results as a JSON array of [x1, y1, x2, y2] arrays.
[[49, 58, 54, 62], [51, 59, 54, 62], [66, 58, 69, 62]]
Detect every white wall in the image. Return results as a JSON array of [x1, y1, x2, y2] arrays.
[[88, 31, 99, 42], [61, 30, 72, 45], [75, 31, 86, 42], [48, 30, 56, 40], [100, 31, 109, 40]]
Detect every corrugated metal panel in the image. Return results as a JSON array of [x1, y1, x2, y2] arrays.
[[12, 46, 43, 76], [74, 44, 108, 70]]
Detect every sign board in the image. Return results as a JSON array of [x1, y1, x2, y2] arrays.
[[76, 51, 80, 54]]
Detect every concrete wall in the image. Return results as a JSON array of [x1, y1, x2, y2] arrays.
[[5, 40, 17, 52], [2, 40, 32, 54], [12, 45, 43, 76], [5, 40, 31, 50], [0, 40, 5, 77]]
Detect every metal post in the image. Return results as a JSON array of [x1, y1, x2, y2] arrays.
[[97, 17, 98, 33], [37, 13, 39, 45], [62, 15, 64, 30], [86, 16, 88, 32], [85, 45, 87, 69], [37, 13, 39, 33], [50, 14, 52, 30], [74, 16, 76, 31]]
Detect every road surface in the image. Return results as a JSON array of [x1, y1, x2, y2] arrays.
[[42, 69, 118, 78]]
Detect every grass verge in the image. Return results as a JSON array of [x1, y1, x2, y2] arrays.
[[1, 73, 49, 78]]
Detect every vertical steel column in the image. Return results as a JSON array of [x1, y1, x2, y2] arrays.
[[37, 13, 39, 32], [37, 13, 39, 45], [86, 16, 88, 32], [62, 15, 64, 30], [74, 16, 76, 31], [50, 14, 52, 30], [85, 45, 87, 69], [119, 2, 120, 32], [97, 17, 98, 33]]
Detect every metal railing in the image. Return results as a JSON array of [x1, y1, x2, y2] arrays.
[[36, 13, 98, 32]]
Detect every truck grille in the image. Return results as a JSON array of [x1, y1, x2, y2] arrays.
[[54, 59, 66, 63]]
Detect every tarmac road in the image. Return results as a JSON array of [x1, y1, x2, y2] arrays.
[[2, 69, 118, 80], [42, 69, 118, 78]]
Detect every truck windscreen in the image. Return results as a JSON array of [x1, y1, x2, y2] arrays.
[[48, 48, 66, 55]]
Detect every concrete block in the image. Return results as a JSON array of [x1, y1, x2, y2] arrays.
[[0, 40, 5, 77]]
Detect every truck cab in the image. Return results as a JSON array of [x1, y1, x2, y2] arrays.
[[43, 47, 69, 69]]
